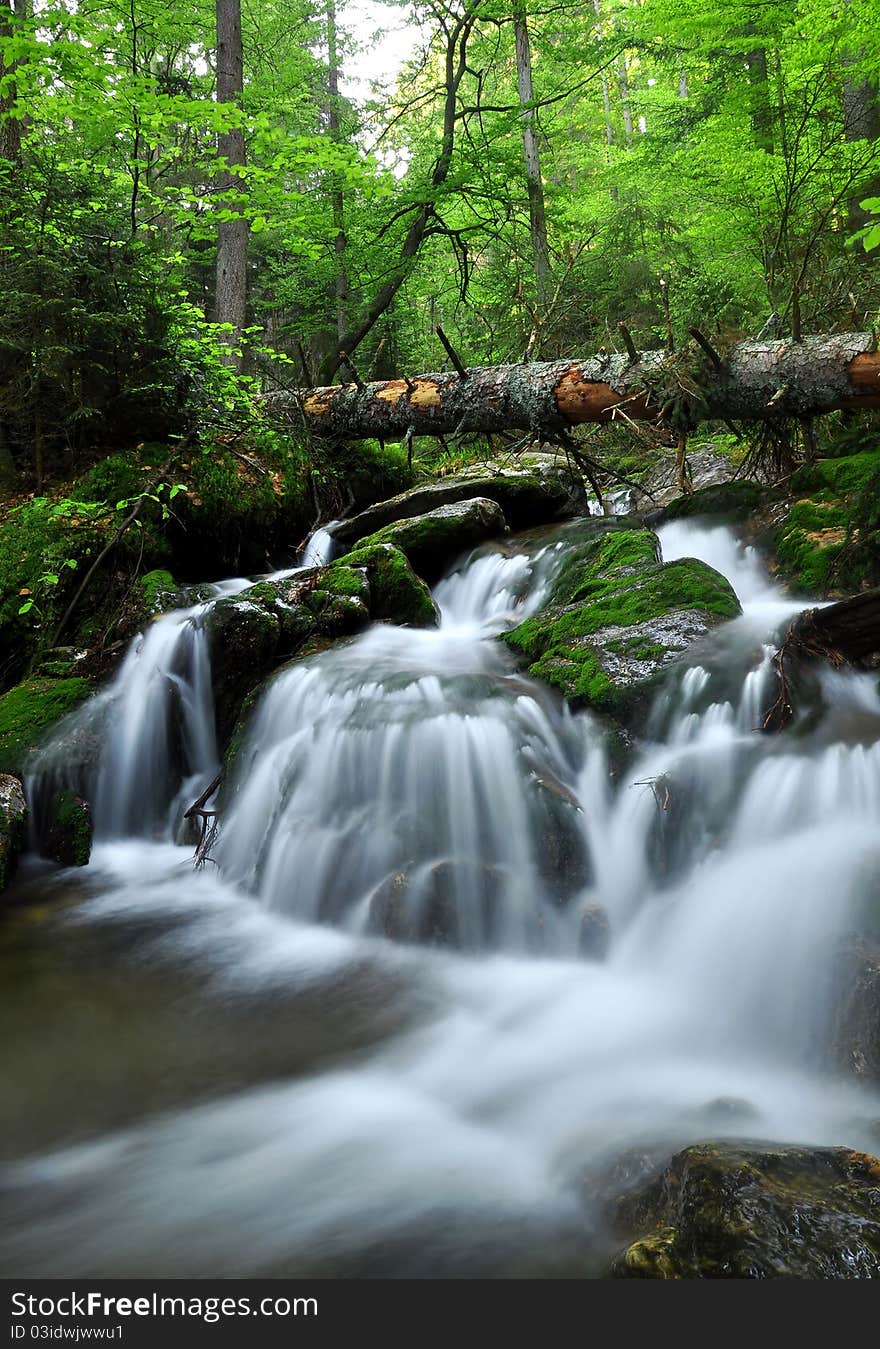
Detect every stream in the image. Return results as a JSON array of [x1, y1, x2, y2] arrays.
[[2, 517, 880, 1276]]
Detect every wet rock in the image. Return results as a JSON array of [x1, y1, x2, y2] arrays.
[[39, 789, 92, 868], [632, 446, 736, 513], [577, 901, 610, 959], [503, 525, 740, 727], [530, 776, 591, 900], [204, 597, 283, 748], [609, 1140, 880, 1278], [352, 497, 509, 584], [207, 547, 435, 751], [338, 544, 438, 627], [331, 453, 588, 547], [0, 774, 28, 893], [827, 936, 880, 1084], [652, 480, 768, 526], [366, 860, 507, 949]]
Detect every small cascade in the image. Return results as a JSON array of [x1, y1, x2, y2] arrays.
[[6, 511, 880, 1277], [218, 546, 588, 950], [26, 523, 343, 843]]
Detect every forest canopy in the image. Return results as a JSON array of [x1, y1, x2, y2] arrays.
[[0, 0, 878, 489]]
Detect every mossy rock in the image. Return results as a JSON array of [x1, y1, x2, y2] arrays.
[[610, 1141, 880, 1278], [354, 496, 508, 583], [502, 527, 740, 724], [331, 456, 587, 547], [773, 451, 880, 597], [0, 677, 93, 778], [140, 569, 180, 614], [203, 599, 283, 749], [654, 480, 768, 525], [0, 774, 28, 894], [39, 789, 92, 868], [340, 544, 438, 627]]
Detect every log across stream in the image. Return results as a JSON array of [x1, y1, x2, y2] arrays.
[[2, 518, 880, 1276]]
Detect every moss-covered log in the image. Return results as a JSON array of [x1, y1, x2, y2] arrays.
[[283, 333, 880, 440]]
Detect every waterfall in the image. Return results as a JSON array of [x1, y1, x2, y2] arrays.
[[5, 514, 880, 1277]]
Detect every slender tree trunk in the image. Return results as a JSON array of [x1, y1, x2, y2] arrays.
[[327, 0, 348, 345], [316, 12, 476, 385], [591, 0, 614, 148], [215, 0, 248, 367], [285, 333, 880, 440], [744, 37, 774, 153], [843, 75, 880, 237], [618, 58, 633, 143], [513, 3, 551, 312], [0, 0, 23, 165]]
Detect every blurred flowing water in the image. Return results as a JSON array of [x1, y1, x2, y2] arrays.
[[2, 517, 879, 1276]]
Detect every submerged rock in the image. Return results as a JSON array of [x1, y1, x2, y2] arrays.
[[39, 789, 92, 868], [366, 861, 508, 949], [609, 1140, 880, 1278], [827, 936, 880, 1085], [502, 524, 740, 726], [0, 774, 28, 893], [352, 497, 508, 583], [330, 453, 588, 547]]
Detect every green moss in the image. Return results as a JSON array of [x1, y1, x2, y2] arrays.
[[0, 677, 92, 776], [316, 564, 370, 603], [551, 529, 659, 607], [773, 452, 880, 596], [140, 569, 178, 613], [503, 526, 739, 715], [657, 479, 768, 524], [791, 450, 880, 497], [341, 544, 437, 628]]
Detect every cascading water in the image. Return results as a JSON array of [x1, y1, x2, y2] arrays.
[[3, 515, 880, 1277]]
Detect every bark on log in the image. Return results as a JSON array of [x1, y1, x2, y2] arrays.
[[279, 333, 880, 440], [787, 589, 880, 664]]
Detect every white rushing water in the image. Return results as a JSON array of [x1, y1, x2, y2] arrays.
[[4, 518, 880, 1276]]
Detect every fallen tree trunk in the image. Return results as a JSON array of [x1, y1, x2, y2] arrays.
[[763, 588, 880, 732], [786, 589, 880, 664], [277, 332, 880, 440]]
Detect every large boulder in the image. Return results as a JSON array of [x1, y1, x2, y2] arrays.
[[352, 497, 508, 583], [610, 1141, 880, 1278], [502, 522, 740, 726], [331, 453, 587, 548], [0, 774, 28, 894]]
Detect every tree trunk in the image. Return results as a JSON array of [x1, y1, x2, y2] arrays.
[[215, 0, 248, 366], [591, 0, 614, 149], [513, 3, 551, 311], [0, 0, 23, 165], [327, 0, 349, 343], [786, 590, 880, 665], [315, 12, 476, 386], [286, 332, 880, 439]]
